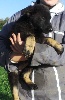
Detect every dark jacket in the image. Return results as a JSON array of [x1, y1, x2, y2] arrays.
[[30, 11, 65, 100], [0, 8, 65, 100]]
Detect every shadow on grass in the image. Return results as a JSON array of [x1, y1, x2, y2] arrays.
[[0, 93, 13, 100]]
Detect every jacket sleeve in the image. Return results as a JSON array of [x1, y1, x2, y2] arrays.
[[0, 23, 14, 67], [31, 43, 65, 67], [0, 10, 22, 68]]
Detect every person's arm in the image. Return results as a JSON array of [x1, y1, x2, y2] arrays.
[[0, 25, 27, 68], [10, 33, 65, 67], [31, 43, 65, 67], [0, 10, 23, 68], [0, 23, 15, 67], [9, 32, 65, 67]]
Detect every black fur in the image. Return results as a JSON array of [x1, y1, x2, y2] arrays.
[[10, 4, 52, 42], [8, 4, 53, 93]]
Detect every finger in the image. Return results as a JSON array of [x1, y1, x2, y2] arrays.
[[12, 33, 16, 42], [10, 37, 18, 51], [9, 37, 14, 45], [17, 33, 23, 44], [17, 33, 24, 45], [10, 40, 22, 53]]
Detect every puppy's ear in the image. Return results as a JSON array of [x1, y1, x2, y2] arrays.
[[21, 5, 34, 17]]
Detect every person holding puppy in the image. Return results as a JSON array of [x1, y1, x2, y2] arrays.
[[0, 0, 65, 100]]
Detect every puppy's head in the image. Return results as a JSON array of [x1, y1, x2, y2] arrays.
[[29, 4, 52, 35], [17, 4, 52, 35], [11, 4, 52, 39]]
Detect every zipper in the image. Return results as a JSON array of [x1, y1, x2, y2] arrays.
[[31, 70, 35, 100]]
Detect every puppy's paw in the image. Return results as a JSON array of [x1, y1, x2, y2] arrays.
[[28, 83, 38, 90], [22, 36, 35, 58], [43, 37, 64, 54]]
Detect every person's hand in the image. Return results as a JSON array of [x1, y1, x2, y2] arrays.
[[9, 33, 27, 62], [10, 33, 24, 53]]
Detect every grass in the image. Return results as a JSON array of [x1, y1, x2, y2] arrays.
[[0, 66, 13, 100]]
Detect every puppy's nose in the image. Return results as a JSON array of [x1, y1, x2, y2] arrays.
[[49, 28, 53, 32]]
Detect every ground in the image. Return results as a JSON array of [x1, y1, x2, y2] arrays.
[[0, 67, 13, 100]]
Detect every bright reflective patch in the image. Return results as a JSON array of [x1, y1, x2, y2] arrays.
[[54, 31, 64, 35]]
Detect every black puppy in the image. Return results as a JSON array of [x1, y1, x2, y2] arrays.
[[8, 4, 63, 100]]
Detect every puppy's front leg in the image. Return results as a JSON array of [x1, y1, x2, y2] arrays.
[[22, 36, 35, 58], [43, 37, 64, 54]]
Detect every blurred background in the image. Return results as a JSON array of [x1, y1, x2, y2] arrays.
[[0, 0, 65, 30], [0, 0, 65, 20]]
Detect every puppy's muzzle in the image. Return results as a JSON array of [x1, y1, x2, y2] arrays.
[[46, 23, 53, 33]]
